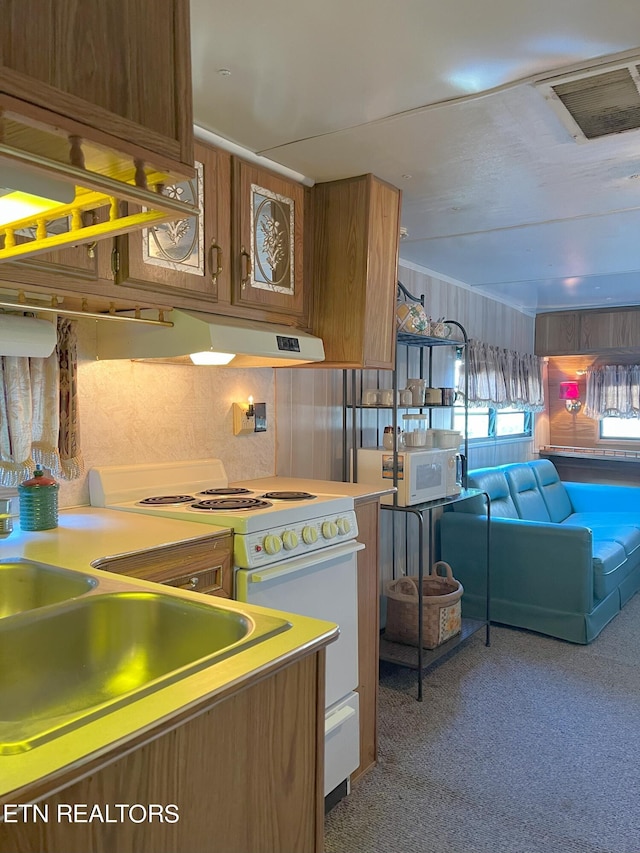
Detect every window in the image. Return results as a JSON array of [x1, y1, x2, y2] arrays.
[[453, 404, 532, 441], [453, 353, 533, 440], [600, 417, 640, 440]]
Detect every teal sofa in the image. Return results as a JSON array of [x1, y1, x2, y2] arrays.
[[439, 459, 640, 643]]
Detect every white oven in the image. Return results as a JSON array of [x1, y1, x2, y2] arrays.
[[235, 541, 363, 795], [89, 459, 364, 798]]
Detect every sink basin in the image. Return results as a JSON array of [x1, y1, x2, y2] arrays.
[[0, 559, 97, 619], [0, 592, 291, 754]]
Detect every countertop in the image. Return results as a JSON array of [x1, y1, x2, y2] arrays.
[[539, 446, 640, 464], [232, 475, 395, 501], [0, 508, 337, 805], [0, 506, 232, 570]]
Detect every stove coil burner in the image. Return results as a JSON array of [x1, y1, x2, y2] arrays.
[[138, 495, 195, 506], [190, 498, 273, 512], [198, 487, 253, 496], [260, 491, 317, 501]]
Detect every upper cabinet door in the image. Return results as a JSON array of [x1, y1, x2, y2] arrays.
[[310, 174, 401, 369], [232, 160, 306, 321], [114, 143, 230, 304], [0, 0, 193, 169]]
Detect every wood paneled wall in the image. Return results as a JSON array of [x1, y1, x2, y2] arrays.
[[275, 264, 537, 480], [546, 355, 600, 448]]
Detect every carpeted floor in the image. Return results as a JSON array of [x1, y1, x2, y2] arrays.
[[325, 597, 640, 853]]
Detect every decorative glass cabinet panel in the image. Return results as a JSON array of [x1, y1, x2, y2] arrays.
[[234, 160, 306, 321], [142, 162, 204, 275], [250, 184, 294, 295], [114, 142, 225, 303]]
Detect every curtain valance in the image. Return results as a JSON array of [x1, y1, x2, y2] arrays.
[[459, 340, 545, 411], [584, 364, 640, 419]]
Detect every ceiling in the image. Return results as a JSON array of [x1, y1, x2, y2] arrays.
[[189, 0, 640, 316]]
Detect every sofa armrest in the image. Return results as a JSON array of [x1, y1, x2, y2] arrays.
[[439, 514, 594, 614], [564, 481, 640, 514]]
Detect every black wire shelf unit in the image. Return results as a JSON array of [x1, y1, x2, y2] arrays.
[[343, 281, 491, 700]]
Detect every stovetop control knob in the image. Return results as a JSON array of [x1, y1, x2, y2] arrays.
[[302, 525, 318, 545], [322, 520, 338, 540], [263, 534, 282, 555], [336, 517, 352, 535], [282, 530, 299, 551]]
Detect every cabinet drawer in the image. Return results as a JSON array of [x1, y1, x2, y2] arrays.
[[92, 534, 233, 598]]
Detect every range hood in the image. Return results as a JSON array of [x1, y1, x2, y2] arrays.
[[96, 310, 325, 368]]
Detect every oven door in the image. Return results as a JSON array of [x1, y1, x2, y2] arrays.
[[235, 539, 364, 796], [234, 540, 363, 708]]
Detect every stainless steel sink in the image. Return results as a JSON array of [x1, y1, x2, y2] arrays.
[[0, 559, 97, 619], [0, 591, 291, 754]]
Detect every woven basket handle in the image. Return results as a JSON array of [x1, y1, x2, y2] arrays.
[[430, 561, 454, 580], [385, 576, 419, 600]]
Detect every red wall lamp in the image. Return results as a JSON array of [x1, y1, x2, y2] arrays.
[[559, 381, 582, 414]]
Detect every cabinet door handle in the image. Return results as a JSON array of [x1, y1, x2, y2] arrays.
[[241, 246, 252, 289], [209, 239, 223, 282]]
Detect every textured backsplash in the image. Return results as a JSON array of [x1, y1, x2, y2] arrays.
[[56, 319, 275, 508]]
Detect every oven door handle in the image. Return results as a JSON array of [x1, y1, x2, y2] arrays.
[[249, 541, 365, 583]]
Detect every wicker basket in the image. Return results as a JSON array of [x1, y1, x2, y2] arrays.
[[385, 561, 463, 649]]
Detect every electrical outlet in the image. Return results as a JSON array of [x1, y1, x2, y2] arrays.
[[233, 403, 255, 435]]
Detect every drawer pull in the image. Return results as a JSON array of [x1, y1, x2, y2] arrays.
[[188, 577, 199, 589]]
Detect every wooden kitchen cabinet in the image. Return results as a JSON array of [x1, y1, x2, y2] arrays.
[[535, 311, 581, 355], [0, 0, 193, 172], [112, 142, 230, 307], [579, 307, 640, 351], [111, 145, 309, 325], [310, 174, 402, 368], [91, 532, 233, 598], [0, 652, 325, 853], [231, 159, 307, 323], [0, 216, 104, 287], [535, 306, 640, 355]]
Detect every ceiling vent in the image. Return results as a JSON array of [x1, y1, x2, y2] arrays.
[[536, 60, 640, 142]]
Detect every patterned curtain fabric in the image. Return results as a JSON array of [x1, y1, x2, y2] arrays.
[[460, 339, 545, 411], [0, 317, 84, 486], [584, 364, 640, 419]]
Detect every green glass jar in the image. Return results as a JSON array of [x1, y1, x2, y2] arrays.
[[18, 465, 59, 531]]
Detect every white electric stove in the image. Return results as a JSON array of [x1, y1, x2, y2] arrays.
[[89, 458, 362, 797], [88, 458, 358, 569]]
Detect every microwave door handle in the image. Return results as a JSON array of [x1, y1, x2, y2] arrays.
[[249, 541, 365, 583]]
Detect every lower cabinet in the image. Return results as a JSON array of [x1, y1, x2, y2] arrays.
[[0, 653, 325, 853], [91, 533, 233, 598]]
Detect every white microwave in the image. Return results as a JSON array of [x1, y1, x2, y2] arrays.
[[356, 447, 461, 506]]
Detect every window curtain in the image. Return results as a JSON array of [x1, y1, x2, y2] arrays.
[[584, 364, 640, 419], [0, 317, 84, 486], [459, 339, 545, 411]]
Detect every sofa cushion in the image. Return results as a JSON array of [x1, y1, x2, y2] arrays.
[[563, 513, 640, 558], [465, 467, 519, 518], [591, 539, 629, 600], [504, 464, 551, 522], [529, 459, 573, 523]]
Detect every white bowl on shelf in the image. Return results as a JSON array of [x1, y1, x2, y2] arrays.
[[432, 429, 462, 449]]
